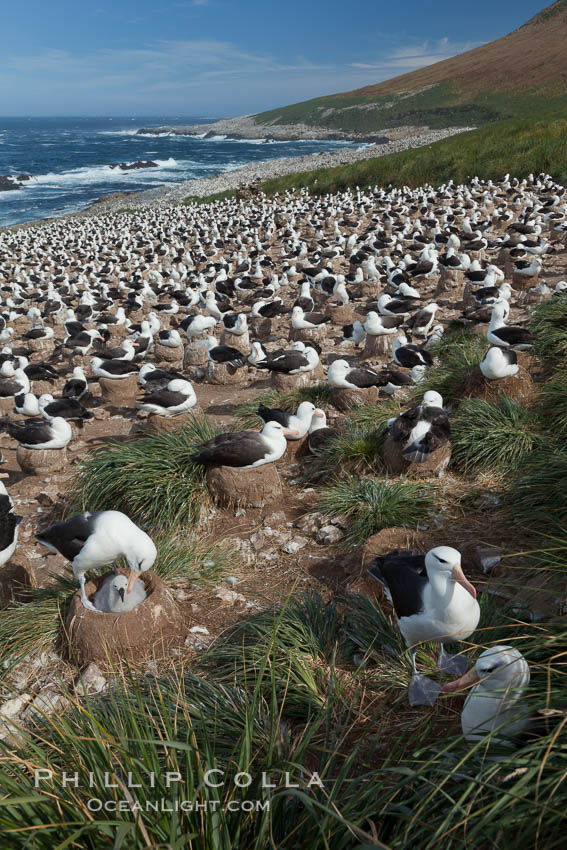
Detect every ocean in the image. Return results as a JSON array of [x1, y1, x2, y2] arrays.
[[0, 117, 358, 229]]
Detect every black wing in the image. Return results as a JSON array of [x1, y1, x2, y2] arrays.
[[191, 432, 268, 467], [259, 354, 308, 373], [7, 420, 52, 445], [347, 367, 380, 388], [36, 512, 100, 561], [139, 390, 189, 407], [63, 379, 87, 398], [391, 405, 422, 443], [258, 404, 290, 427], [367, 552, 428, 618], [0, 495, 20, 552]]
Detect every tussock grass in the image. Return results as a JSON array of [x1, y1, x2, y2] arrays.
[[152, 536, 235, 586], [505, 441, 567, 532], [318, 476, 439, 547], [0, 574, 75, 680], [0, 594, 564, 847], [451, 394, 542, 473], [530, 295, 567, 364], [235, 384, 332, 429], [259, 115, 567, 195], [345, 398, 403, 430], [306, 401, 402, 480], [66, 416, 218, 532], [307, 424, 382, 477], [0, 661, 391, 849], [202, 593, 342, 718], [538, 370, 567, 435]]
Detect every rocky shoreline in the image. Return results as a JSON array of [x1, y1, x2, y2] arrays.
[[136, 113, 381, 142]]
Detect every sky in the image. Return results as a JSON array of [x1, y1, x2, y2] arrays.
[[0, 0, 550, 117]]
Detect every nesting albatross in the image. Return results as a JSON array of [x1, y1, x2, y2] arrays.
[[191, 421, 298, 469]]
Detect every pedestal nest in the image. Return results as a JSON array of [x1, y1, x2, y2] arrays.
[[99, 374, 138, 406], [324, 305, 355, 326], [283, 434, 310, 463], [64, 570, 185, 670], [362, 527, 430, 572], [249, 317, 274, 340], [380, 434, 451, 479], [460, 283, 476, 309], [147, 408, 203, 435], [458, 365, 536, 404], [512, 272, 539, 293], [361, 333, 391, 360], [353, 281, 380, 299], [496, 248, 514, 279], [362, 527, 489, 586], [0, 562, 33, 606], [289, 325, 328, 345], [183, 342, 209, 369], [30, 379, 58, 397], [270, 362, 325, 392], [0, 397, 16, 414], [436, 268, 465, 302], [28, 338, 55, 354], [206, 362, 246, 385], [16, 445, 68, 475], [154, 343, 184, 365], [206, 463, 282, 508], [330, 385, 380, 412], [220, 329, 250, 354]]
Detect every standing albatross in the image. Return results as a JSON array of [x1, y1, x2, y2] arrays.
[[36, 510, 157, 613], [367, 546, 480, 705]]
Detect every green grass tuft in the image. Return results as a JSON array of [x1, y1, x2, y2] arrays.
[[202, 593, 342, 718], [505, 440, 567, 532], [531, 295, 567, 364], [306, 401, 402, 480], [451, 394, 542, 473], [317, 475, 439, 547], [538, 370, 567, 435], [66, 416, 218, 533], [410, 326, 488, 404]]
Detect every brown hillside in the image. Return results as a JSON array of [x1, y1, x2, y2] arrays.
[[342, 0, 567, 97]]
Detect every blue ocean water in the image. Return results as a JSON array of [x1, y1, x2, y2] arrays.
[[0, 117, 358, 228]]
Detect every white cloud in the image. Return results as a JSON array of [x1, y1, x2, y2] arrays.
[[350, 37, 483, 73], [0, 35, 485, 115]]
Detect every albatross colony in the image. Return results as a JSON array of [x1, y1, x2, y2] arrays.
[[0, 169, 564, 736]]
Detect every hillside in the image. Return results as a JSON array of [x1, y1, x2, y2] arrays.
[[253, 0, 567, 134]]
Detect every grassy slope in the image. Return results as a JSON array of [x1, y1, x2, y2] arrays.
[[253, 85, 567, 134]]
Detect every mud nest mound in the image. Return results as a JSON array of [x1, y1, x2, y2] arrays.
[[64, 570, 185, 669]]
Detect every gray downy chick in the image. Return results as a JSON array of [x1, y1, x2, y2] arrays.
[[94, 573, 147, 613]]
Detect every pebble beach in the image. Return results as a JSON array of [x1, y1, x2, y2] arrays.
[[94, 125, 473, 213]]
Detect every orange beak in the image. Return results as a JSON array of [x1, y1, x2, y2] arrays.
[[126, 570, 138, 595], [442, 664, 480, 694], [313, 409, 325, 418], [0, 473, 9, 479], [283, 427, 300, 436], [452, 563, 477, 599]]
